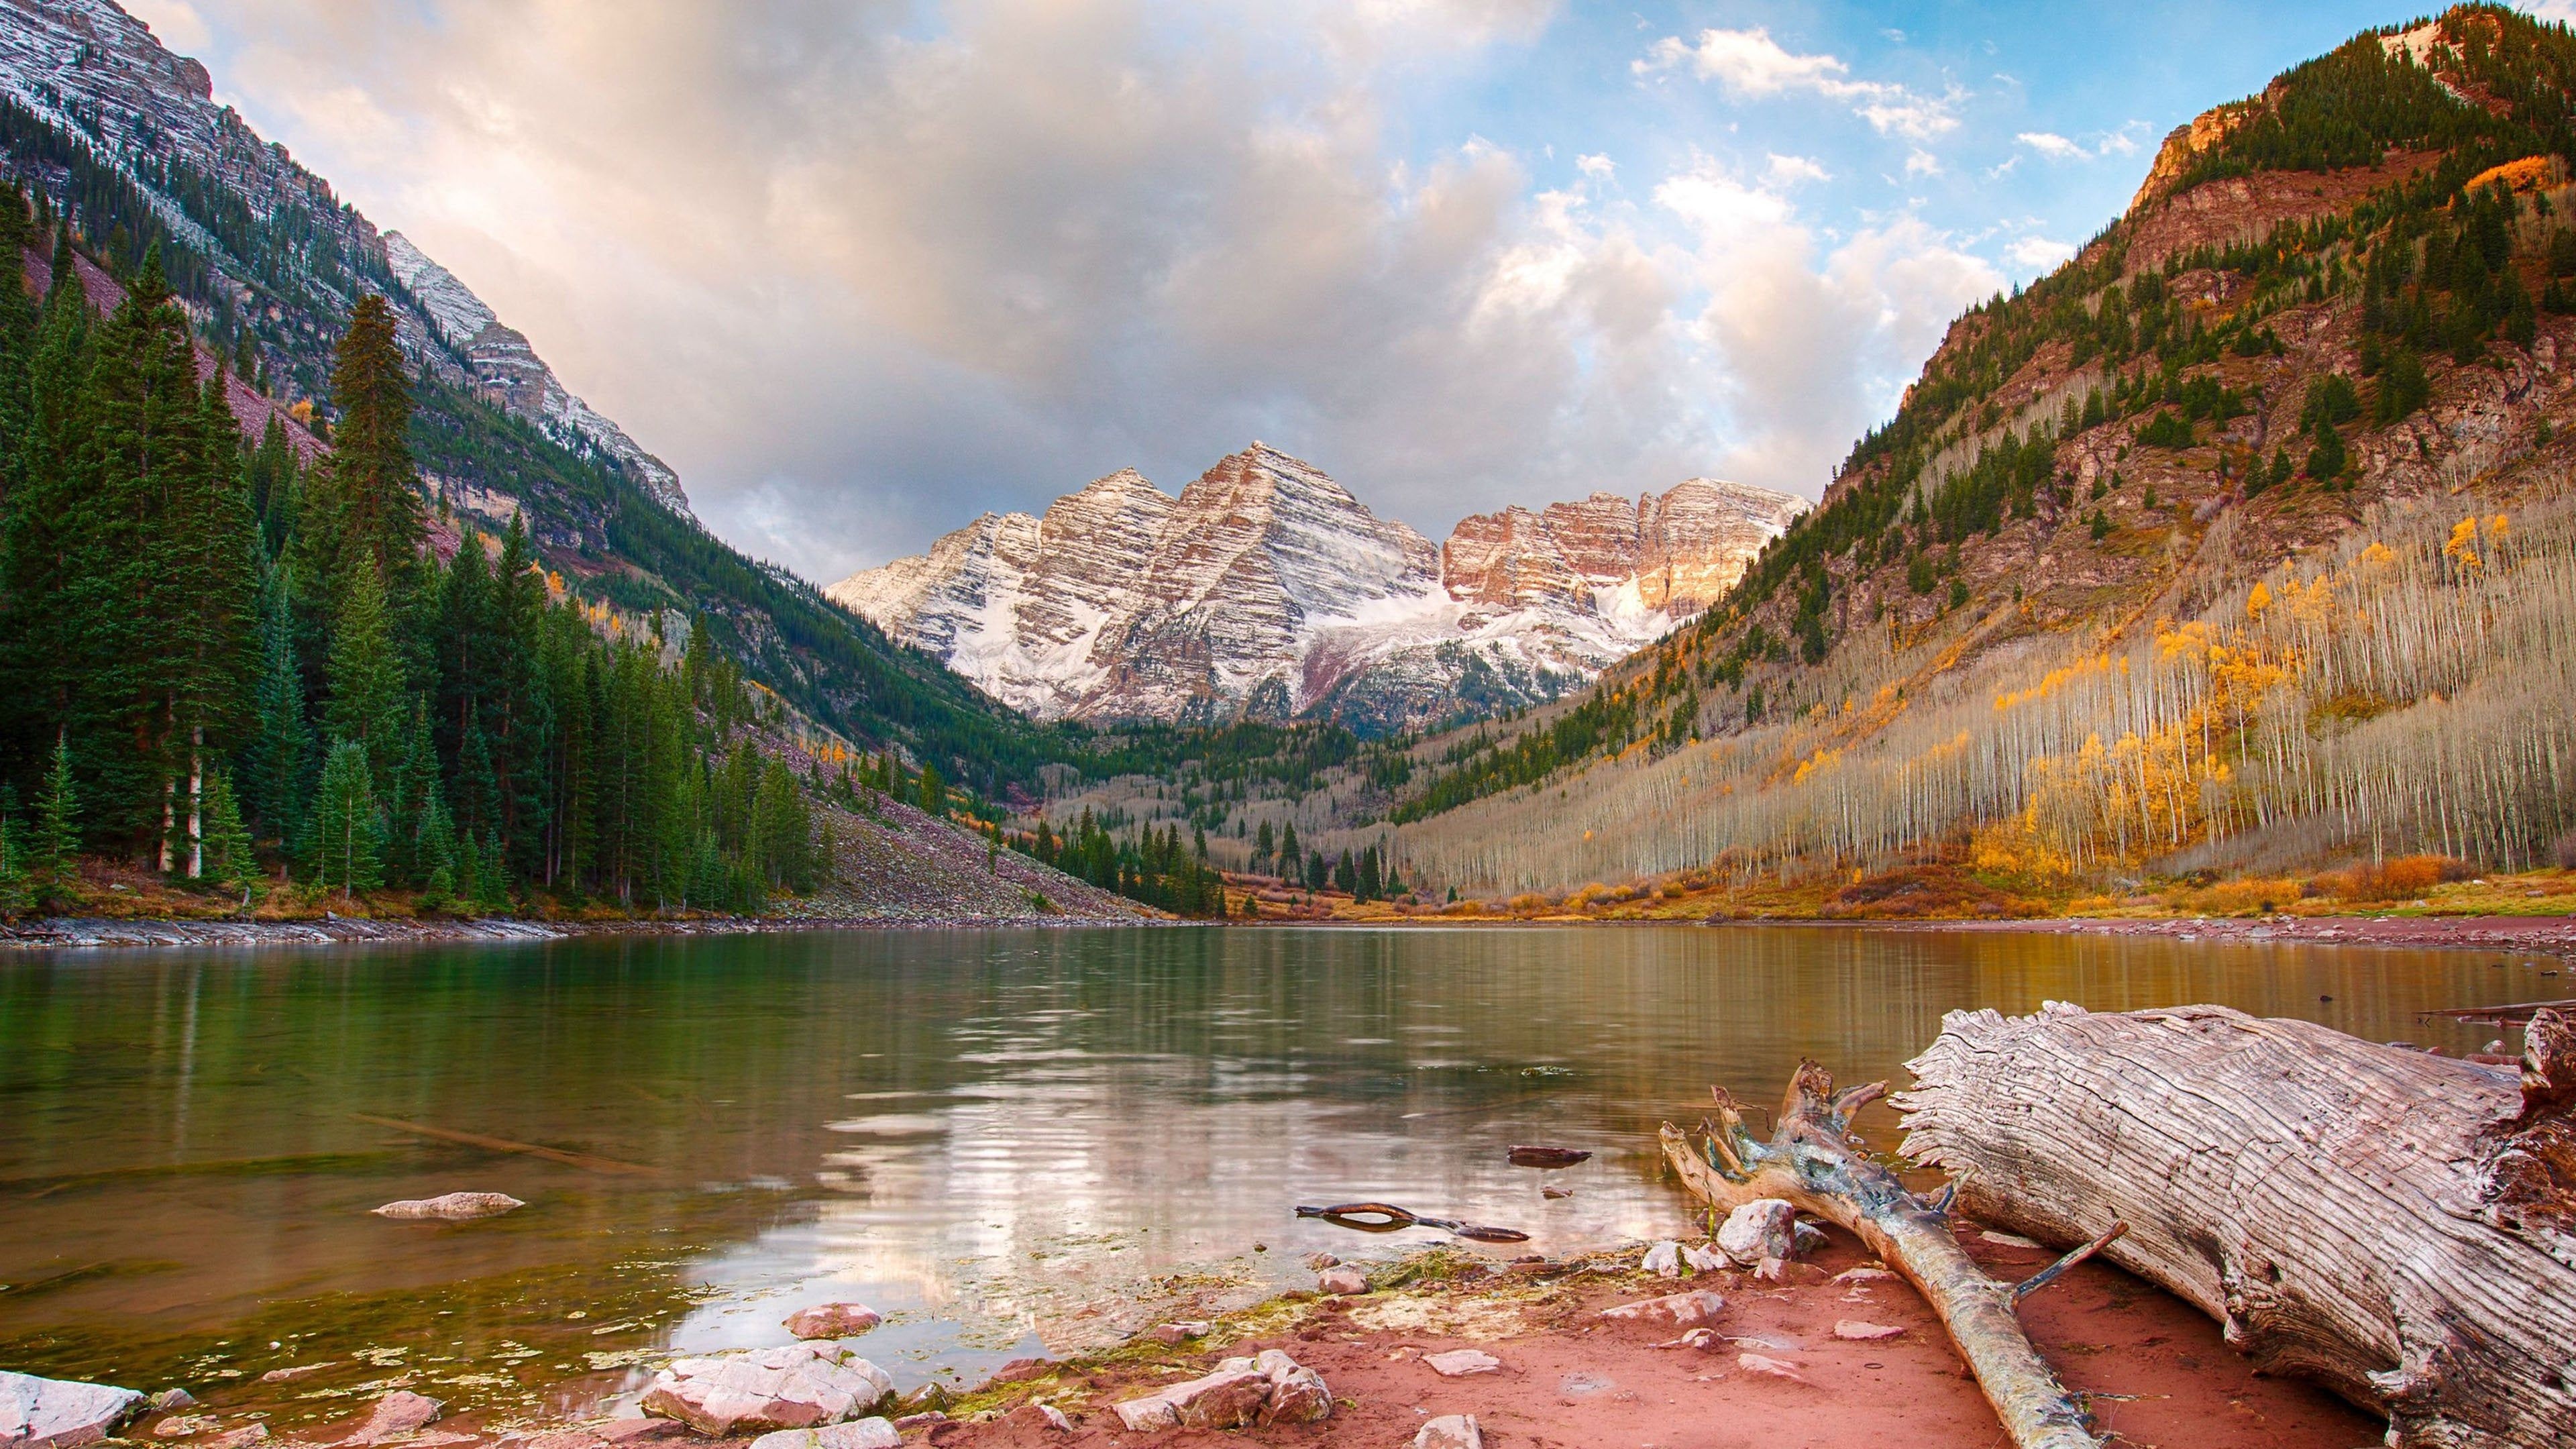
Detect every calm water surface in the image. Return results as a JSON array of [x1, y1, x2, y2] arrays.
[[0, 924, 2546, 1421]]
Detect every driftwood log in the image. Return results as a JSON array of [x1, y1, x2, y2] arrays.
[[1897, 1002, 2576, 1449], [1660, 1062, 2112, 1449]]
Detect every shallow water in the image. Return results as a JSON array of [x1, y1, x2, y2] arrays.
[[0, 924, 2544, 1419]]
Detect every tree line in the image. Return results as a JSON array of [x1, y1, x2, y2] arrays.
[[0, 200, 816, 916]]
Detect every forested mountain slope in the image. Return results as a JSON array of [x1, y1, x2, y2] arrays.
[[0, 0, 1057, 796], [1386, 5, 2576, 900]]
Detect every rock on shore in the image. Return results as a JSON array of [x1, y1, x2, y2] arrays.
[[0, 1371, 146, 1449], [639, 1346, 892, 1436]]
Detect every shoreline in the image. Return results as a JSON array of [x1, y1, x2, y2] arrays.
[[13, 906, 2576, 957], [0, 909, 1165, 951], [72, 1234, 2377, 1449]]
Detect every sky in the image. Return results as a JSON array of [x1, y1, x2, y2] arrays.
[[124, 0, 2434, 583]]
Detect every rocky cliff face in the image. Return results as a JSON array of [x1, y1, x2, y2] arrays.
[[829, 445, 1804, 733], [382, 232, 688, 513], [0, 0, 687, 514]]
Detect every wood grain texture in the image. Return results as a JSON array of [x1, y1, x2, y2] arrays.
[[1660, 1061, 2106, 1449], [1896, 1002, 2576, 1449]]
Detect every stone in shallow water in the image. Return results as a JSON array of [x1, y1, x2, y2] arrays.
[[1315, 1265, 1368, 1295], [339, 1391, 441, 1446], [639, 1346, 892, 1436], [370, 1192, 524, 1221], [782, 1304, 881, 1340], [0, 1371, 147, 1449]]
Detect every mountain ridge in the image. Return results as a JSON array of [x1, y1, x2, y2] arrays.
[[828, 445, 1805, 734]]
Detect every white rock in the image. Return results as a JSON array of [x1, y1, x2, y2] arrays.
[[1422, 1349, 1501, 1378], [1681, 1244, 1730, 1274], [745, 1421, 899, 1449], [1716, 1199, 1797, 1267], [1415, 1414, 1483, 1449], [370, 1192, 523, 1221], [1111, 1350, 1330, 1431], [1598, 1290, 1726, 1326], [639, 1346, 892, 1436], [1832, 1321, 1906, 1342], [1650, 1328, 1719, 1351], [0, 1374, 147, 1449], [1736, 1352, 1806, 1383], [1831, 1266, 1898, 1285], [1035, 1403, 1071, 1432], [1640, 1240, 1685, 1277]]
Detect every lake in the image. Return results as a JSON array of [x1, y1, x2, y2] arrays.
[[0, 924, 2545, 1426]]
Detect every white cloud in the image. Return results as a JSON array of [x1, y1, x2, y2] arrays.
[[2007, 235, 2076, 270], [1653, 158, 1999, 489], [119, 0, 211, 54], [1637, 26, 1958, 138], [1574, 152, 1616, 179], [1764, 152, 1831, 186], [2017, 130, 2088, 161], [1904, 148, 1942, 178]]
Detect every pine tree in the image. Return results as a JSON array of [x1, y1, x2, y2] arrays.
[[199, 768, 258, 898], [307, 737, 384, 899], [918, 760, 945, 815], [320, 294, 422, 590], [30, 735, 78, 906], [241, 562, 313, 842], [324, 557, 406, 783]]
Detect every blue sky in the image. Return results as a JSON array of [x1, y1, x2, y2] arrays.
[[131, 1, 2433, 581]]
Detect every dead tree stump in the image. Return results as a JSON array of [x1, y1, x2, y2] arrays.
[[1898, 1002, 2576, 1449]]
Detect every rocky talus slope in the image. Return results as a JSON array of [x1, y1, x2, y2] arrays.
[[829, 445, 1803, 734]]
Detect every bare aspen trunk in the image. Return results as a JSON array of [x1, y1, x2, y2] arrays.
[[1897, 1003, 2576, 1449], [158, 775, 174, 873], [1660, 1063, 2107, 1449], [187, 728, 203, 880]]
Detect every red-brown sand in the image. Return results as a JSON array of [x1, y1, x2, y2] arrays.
[[914, 1230, 2377, 1449]]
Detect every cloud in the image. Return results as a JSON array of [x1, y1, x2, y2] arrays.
[[1904, 148, 1942, 178], [1654, 158, 1999, 488], [1764, 153, 1831, 186], [173, 0, 1992, 581], [2006, 235, 2077, 269], [1637, 26, 1959, 138], [2016, 125, 2147, 162]]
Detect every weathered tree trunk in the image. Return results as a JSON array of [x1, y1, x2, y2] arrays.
[[1660, 1061, 2108, 1449], [1897, 1002, 2576, 1449]]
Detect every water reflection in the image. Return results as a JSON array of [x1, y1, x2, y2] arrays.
[[0, 924, 2544, 1405]]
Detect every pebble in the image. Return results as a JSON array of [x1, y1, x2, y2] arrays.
[[1415, 1413, 1483, 1449], [1833, 1320, 1906, 1342], [149, 1391, 197, 1413], [1641, 1241, 1686, 1277], [1598, 1289, 1727, 1326], [1423, 1349, 1501, 1378], [256, 1366, 331, 1385], [1144, 1322, 1210, 1345], [151, 1417, 216, 1439], [370, 1192, 524, 1221], [1112, 1350, 1330, 1431], [1737, 1352, 1807, 1383]]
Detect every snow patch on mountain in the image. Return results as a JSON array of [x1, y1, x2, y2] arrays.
[[827, 445, 1806, 734]]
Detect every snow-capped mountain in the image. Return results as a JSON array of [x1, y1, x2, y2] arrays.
[[827, 445, 1806, 734], [0, 0, 687, 514]]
